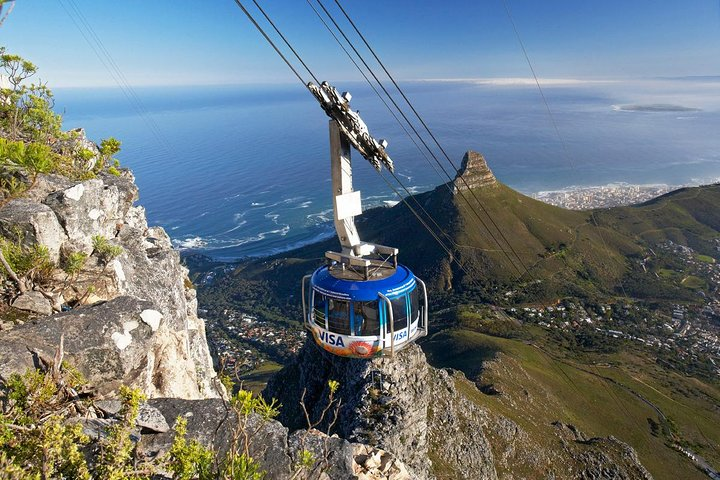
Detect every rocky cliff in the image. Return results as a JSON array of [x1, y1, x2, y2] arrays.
[[0, 155, 221, 399], [265, 340, 498, 480], [453, 150, 497, 193], [264, 338, 655, 480]]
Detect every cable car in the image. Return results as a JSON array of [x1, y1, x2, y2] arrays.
[[301, 82, 429, 358], [302, 255, 428, 358]]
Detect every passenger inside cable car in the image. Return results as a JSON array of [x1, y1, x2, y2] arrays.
[[311, 290, 422, 337], [328, 299, 351, 335], [353, 302, 380, 336]]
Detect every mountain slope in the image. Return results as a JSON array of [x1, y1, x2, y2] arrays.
[[216, 152, 719, 305]]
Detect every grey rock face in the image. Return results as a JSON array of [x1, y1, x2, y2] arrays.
[[0, 296, 180, 396], [140, 398, 293, 479], [43, 176, 134, 254], [11, 291, 53, 316], [0, 172, 221, 399], [137, 398, 411, 480], [288, 429, 356, 479], [266, 341, 431, 477], [427, 369, 497, 480], [264, 340, 497, 480], [453, 151, 497, 193], [0, 198, 67, 263]]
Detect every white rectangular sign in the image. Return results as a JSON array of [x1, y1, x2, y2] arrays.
[[336, 191, 362, 220]]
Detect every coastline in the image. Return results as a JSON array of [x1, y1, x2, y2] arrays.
[[531, 180, 718, 210]]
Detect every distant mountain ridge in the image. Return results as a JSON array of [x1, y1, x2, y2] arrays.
[[221, 151, 720, 305]]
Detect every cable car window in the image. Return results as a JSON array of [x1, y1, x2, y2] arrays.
[[328, 299, 351, 335], [353, 301, 380, 336], [313, 292, 326, 326], [410, 288, 420, 322], [390, 296, 408, 331]]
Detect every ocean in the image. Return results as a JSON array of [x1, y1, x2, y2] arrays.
[[55, 78, 720, 260]]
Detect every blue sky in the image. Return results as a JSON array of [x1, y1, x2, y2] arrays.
[[1, 0, 719, 87]]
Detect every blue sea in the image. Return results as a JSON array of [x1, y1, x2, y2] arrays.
[[55, 78, 720, 260]]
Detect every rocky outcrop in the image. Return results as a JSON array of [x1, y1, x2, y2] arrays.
[[133, 397, 412, 480], [551, 422, 653, 480], [264, 339, 498, 480], [453, 151, 497, 193], [265, 341, 433, 478], [427, 368, 496, 479], [0, 169, 221, 399]]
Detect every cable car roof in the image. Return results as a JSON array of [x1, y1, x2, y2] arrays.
[[311, 264, 416, 302]]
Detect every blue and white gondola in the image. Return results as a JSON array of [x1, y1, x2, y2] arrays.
[[302, 264, 428, 357]]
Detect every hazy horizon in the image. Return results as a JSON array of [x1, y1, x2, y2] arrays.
[[2, 1, 719, 88]]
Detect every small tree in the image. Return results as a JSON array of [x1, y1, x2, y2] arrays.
[[0, 48, 37, 138], [97, 137, 121, 173], [0, 47, 36, 90], [21, 82, 62, 142]]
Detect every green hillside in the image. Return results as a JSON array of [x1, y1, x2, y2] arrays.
[[197, 166, 720, 478], [450, 181, 641, 301], [423, 326, 719, 480], [210, 179, 720, 307]]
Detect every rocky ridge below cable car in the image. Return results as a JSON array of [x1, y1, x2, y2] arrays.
[[262, 338, 652, 479]]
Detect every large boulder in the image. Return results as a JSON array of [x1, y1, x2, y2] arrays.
[[0, 296, 212, 398], [0, 198, 67, 263], [43, 176, 136, 254]]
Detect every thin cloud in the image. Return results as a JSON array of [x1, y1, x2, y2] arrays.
[[414, 77, 618, 86]]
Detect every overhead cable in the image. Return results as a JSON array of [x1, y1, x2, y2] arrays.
[[314, 0, 532, 280]]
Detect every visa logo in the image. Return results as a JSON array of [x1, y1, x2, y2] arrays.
[[319, 330, 346, 347]]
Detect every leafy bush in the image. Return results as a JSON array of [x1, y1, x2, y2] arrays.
[[92, 235, 123, 263], [0, 237, 53, 280], [62, 251, 88, 276], [0, 48, 124, 198], [166, 416, 214, 480], [0, 366, 91, 480], [0, 137, 56, 174]]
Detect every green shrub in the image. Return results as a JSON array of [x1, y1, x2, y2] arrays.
[[0, 138, 56, 174], [62, 251, 88, 276], [0, 238, 53, 280], [97, 137, 121, 174], [0, 365, 283, 480], [92, 235, 123, 263], [0, 368, 91, 479], [166, 416, 214, 480]]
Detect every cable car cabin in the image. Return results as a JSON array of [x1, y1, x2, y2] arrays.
[[302, 263, 428, 358]]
